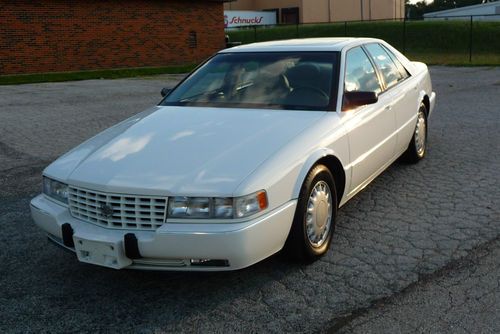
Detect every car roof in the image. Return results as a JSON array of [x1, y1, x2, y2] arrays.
[[220, 37, 379, 53]]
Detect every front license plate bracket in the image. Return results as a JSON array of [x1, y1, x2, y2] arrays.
[[74, 237, 132, 269]]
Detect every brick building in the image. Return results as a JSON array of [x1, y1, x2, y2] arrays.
[[0, 0, 227, 75]]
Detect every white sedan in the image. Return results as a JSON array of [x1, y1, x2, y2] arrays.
[[31, 38, 436, 271]]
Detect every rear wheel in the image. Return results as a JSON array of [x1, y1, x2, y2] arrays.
[[402, 103, 428, 163], [284, 164, 337, 261]]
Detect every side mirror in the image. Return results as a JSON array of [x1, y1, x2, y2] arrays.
[[343, 91, 378, 110], [161, 87, 171, 97]]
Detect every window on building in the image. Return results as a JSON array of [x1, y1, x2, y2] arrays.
[[281, 7, 299, 24], [188, 31, 197, 48], [263, 8, 279, 25]]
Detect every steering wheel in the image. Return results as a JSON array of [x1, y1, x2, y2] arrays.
[[286, 86, 329, 107], [294, 86, 328, 99]]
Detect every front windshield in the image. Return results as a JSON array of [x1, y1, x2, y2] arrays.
[[162, 52, 339, 111]]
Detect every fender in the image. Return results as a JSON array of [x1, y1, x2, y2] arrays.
[[292, 148, 349, 200], [418, 90, 428, 109], [418, 88, 437, 118]]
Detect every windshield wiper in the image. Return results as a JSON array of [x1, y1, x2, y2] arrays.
[[180, 89, 222, 102]]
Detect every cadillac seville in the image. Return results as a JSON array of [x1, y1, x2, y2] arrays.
[[30, 38, 436, 271]]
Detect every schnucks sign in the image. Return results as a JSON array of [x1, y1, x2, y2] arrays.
[[224, 11, 277, 28]]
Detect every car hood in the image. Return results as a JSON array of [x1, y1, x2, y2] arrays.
[[45, 106, 326, 196]]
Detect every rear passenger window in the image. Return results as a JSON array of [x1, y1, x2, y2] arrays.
[[344, 47, 382, 95], [365, 43, 403, 89], [382, 45, 410, 80]]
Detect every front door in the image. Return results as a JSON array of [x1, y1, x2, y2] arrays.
[[341, 46, 397, 193]]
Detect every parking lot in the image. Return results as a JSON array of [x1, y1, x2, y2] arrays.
[[1, 67, 499, 333]]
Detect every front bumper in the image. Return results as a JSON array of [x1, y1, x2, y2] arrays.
[[30, 195, 296, 271]]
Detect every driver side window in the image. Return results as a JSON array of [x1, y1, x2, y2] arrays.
[[344, 47, 382, 95]]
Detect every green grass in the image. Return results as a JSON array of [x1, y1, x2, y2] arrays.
[[0, 64, 196, 85], [406, 51, 500, 66], [227, 20, 500, 66]]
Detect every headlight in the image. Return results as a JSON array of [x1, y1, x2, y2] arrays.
[[169, 197, 211, 218], [42, 177, 69, 204], [234, 191, 268, 218], [167, 190, 267, 220]]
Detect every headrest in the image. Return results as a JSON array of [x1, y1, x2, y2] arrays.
[[285, 63, 321, 87]]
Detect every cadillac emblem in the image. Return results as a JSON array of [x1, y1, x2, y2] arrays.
[[99, 203, 114, 218]]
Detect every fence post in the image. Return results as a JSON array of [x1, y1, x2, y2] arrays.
[[402, 18, 406, 54], [254, 26, 257, 42], [468, 16, 473, 63], [296, 23, 299, 38], [344, 21, 347, 36]]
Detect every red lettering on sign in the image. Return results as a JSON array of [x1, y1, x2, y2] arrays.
[[229, 16, 265, 25]]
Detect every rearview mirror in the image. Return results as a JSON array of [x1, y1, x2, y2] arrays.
[[161, 87, 171, 97], [343, 91, 378, 110]]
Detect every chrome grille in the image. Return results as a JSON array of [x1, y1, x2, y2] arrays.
[[68, 186, 167, 230]]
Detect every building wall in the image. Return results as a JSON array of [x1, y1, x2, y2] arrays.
[[225, 0, 301, 11], [224, 0, 405, 23], [331, 0, 363, 22], [0, 0, 225, 75], [302, 0, 330, 23], [225, 0, 254, 10], [369, 0, 405, 21], [254, 0, 301, 11]]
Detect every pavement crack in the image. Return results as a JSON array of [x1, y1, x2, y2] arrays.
[[0, 140, 37, 161], [326, 235, 500, 333]]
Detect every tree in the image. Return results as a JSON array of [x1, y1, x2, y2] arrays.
[[406, 1, 429, 19], [405, 0, 485, 18], [427, 0, 483, 12]]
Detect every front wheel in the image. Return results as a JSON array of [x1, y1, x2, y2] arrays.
[[284, 164, 337, 262], [402, 103, 428, 163]]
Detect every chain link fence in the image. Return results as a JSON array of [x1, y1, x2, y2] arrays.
[[225, 15, 500, 65]]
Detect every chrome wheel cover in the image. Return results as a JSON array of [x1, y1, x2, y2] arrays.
[[305, 180, 333, 248], [414, 110, 427, 157]]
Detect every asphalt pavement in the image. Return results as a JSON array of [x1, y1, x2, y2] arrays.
[[0, 67, 499, 333], [337, 236, 500, 333]]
